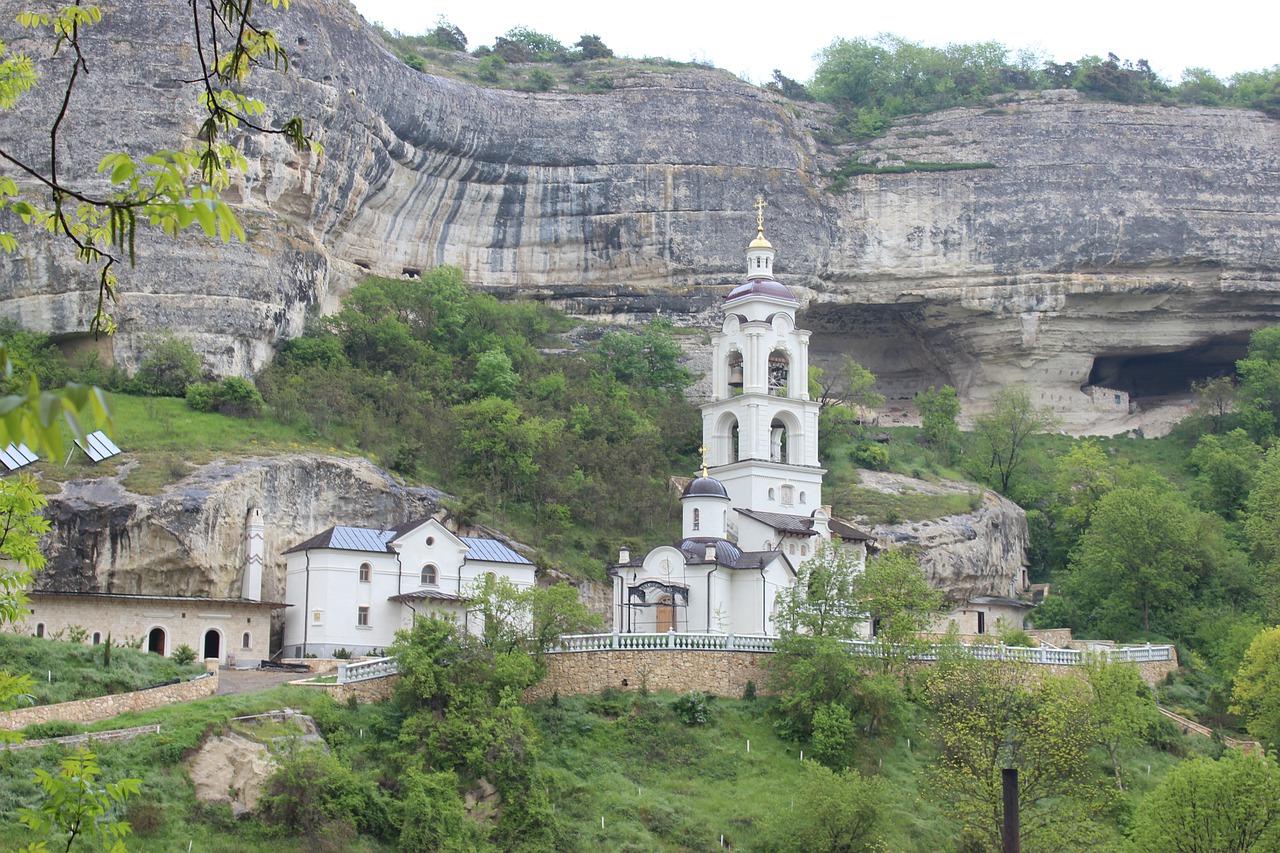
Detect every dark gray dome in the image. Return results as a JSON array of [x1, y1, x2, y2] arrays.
[[682, 476, 729, 499]]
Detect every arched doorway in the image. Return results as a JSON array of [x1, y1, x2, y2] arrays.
[[147, 627, 166, 656], [203, 629, 221, 662]]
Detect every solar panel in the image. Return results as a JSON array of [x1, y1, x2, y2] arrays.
[[76, 430, 122, 463], [0, 442, 37, 472]]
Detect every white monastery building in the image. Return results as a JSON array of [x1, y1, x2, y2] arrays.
[[283, 516, 535, 657], [610, 208, 877, 636]]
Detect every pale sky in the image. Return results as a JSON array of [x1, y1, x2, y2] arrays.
[[349, 0, 1277, 87]]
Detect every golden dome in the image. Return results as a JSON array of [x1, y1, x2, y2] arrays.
[[748, 228, 773, 250]]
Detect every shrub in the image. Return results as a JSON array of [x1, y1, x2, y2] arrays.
[[523, 68, 555, 92], [131, 334, 204, 396], [851, 441, 890, 470], [476, 54, 505, 83], [743, 680, 757, 701], [22, 720, 80, 739], [672, 691, 711, 726], [172, 644, 197, 665], [123, 800, 166, 836], [332, 647, 352, 660], [186, 376, 266, 417]]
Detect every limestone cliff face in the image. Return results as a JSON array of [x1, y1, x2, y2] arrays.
[[0, 0, 1277, 428], [39, 455, 445, 604], [855, 471, 1028, 602]]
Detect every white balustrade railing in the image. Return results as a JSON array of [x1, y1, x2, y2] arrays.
[[547, 631, 1175, 667], [329, 636, 1174, 684], [337, 656, 399, 684]]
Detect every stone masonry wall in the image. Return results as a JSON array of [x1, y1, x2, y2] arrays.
[[0, 672, 219, 730], [524, 650, 772, 702], [525, 648, 1178, 702]]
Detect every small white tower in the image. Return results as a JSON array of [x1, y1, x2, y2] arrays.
[[681, 455, 731, 540], [243, 506, 264, 601]]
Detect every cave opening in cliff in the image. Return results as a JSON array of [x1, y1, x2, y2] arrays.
[[1086, 337, 1248, 399]]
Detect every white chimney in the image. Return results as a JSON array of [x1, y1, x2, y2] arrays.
[[618, 546, 630, 564]]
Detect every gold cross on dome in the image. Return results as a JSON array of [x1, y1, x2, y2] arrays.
[[754, 195, 767, 231], [699, 444, 708, 478]]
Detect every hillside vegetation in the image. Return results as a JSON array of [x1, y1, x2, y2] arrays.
[[371, 22, 1280, 138]]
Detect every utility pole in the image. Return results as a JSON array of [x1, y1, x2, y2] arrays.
[[1002, 767, 1020, 853]]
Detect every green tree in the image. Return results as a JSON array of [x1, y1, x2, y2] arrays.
[[574, 34, 613, 60], [1189, 429, 1262, 518], [464, 574, 599, 656], [916, 384, 961, 463], [451, 396, 560, 508], [767, 634, 862, 743], [470, 349, 520, 399], [1068, 484, 1201, 636], [1083, 654, 1157, 790], [774, 541, 866, 640], [1243, 448, 1280, 621], [428, 18, 468, 52], [758, 763, 889, 853], [1192, 375, 1237, 433], [398, 770, 485, 853], [967, 386, 1060, 494], [859, 549, 943, 676], [924, 657, 1111, 852], [0, 474, 48, 745], [130, 334, 203, 397], [1129, 751, 1280, 853], [812, 355, 884, 415], [17, 747, 141, 853], [597, 319, 692, 397], [1236, 325, 1280, 439], [1231, 625, 1280, 752]]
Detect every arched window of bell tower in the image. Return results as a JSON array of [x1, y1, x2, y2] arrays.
[[770, 419, 789, 464], [714, 412, 741, 464], [768, 349, 789, 397], [726, 351, 744, 396]]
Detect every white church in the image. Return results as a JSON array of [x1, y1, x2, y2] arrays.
[[609, 210, 877, 636]]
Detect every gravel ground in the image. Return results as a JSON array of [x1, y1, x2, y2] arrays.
[[215, 668, 315, 696]]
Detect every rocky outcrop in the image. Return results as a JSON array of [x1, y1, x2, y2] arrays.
[[0, 0, 1277, 430], [39, 455, 445, 603], [855, 471, 1028, 602]]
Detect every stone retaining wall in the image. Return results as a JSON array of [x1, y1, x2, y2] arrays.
[[524, 650, 771, 702], [526, 648, 1178, 702], [0, 673, 219, 730], [290, 675, 400, 704]]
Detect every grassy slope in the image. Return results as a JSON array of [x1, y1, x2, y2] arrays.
[[0, 634, 206, 706], [0, 681, 1217, 852]]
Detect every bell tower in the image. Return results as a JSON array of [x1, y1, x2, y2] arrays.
[[701, 199, 823, 545]]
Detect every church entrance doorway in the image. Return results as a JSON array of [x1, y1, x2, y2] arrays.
[[203, 629, 221, 662], [656, 596, 677, 632], [147, 627, 166, 656]]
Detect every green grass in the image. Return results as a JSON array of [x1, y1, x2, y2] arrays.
[[827, 160, 997, 192], [0, 633, 206, 706], [31, 393, 336, 495], [835, 486, 977, 526]]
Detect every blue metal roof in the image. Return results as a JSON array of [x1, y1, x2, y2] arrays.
[[461, 537, 533, 565], [327, 526, 396, 553]]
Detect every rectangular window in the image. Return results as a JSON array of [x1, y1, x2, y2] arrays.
[[357, 606, 370, 627]]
